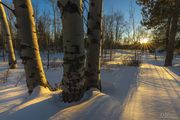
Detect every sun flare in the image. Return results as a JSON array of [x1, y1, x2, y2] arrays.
[[140, 38, 149, 44]]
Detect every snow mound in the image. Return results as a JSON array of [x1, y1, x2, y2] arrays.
[[29, 86, 52, 98], [50, 89, 122, 120]]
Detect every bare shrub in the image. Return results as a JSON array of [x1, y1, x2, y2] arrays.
[[122, 57, 141, 66]]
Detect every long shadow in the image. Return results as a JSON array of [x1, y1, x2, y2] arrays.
[[101, 65, 140, 118], [168, 67, 180, 76], [101, 66, 139, 103], [2, 90, 123, 120], [148, 59, 164, 66], [165, 67, 180, 86], [0, 67, 8, 72], [141, 63, 180, 87], [1, 96, 61, 120], [1, 93, 84, 120], [160, 67, 180, 98], [155, 66, 180, 119]]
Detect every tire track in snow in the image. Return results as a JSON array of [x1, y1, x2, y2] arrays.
[[154, 65, 180, 119], [120, 63, 180, 120]]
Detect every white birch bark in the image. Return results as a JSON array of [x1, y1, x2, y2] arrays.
[[58, 0, 85, 102], [0, 0, 17, 69], [13, 0, 50, 93], [85, 0, 103, 90]]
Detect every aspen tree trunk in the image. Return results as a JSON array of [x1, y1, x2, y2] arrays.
[[84, 0, 103, 90], [164, 0, 180, 66], [101, 28, 104, 60], [0, 30, 6, 62], [0, 0, 17, 69], [13, 0, 50, 93], [58, 0, 85, 102], [101, 17, 106, 61], [53, 7, 56, 51], [110, 33, 113, 61], [47, 35, 50, 69]]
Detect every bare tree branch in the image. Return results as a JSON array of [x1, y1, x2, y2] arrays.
[[0, 2, 15, 14]]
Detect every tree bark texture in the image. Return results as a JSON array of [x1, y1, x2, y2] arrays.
[[85, 0, 103, 90], [58, 0, 85, 102], [13, 0, 50, 93], [0, 0, 17, 69]]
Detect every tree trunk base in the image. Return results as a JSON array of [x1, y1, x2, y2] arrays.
[[85, 79, 102, 92], [9, 63, 18, 69], [164, 63, 172, 67], [164, 58, 173, 66], [62, 90, 84, 103]]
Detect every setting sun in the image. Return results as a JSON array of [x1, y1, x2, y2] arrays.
[[140, 38, 149, 44]]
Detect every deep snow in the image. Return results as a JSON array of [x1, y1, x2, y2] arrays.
[[0, 51, 180, 120]]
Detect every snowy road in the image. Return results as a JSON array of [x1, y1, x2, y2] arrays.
[[121, 63, 180, 120]]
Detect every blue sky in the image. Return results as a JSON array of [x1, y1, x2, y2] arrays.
[[39, 0, 142, 24], [5, 0, 142, 24], [104, 0, 142, 24]]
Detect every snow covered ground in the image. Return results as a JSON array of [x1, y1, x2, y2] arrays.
[[0, 51, 180, 120], [121, 54, 180, 120]]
